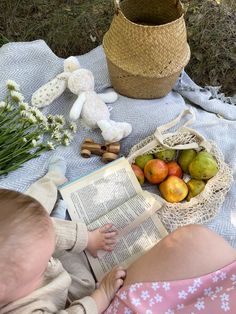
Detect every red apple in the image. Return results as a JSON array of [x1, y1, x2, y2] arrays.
[[144, 159, 168, 184], [131, 164, 145, 185], [167, 161, 182, 178], [159, 176, 188, 203]]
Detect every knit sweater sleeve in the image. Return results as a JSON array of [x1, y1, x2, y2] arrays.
[[62, 296, 98, 314], [52, 218, 88, 254]]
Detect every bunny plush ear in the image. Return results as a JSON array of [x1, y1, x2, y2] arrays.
[[31, 73, 70, 108]]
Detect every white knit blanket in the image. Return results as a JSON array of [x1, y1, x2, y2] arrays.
[[0, 40, 235, 247]]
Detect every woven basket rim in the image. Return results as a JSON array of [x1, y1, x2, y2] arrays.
[[116, 2, 185, 29]]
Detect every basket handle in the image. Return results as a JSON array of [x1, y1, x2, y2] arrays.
[[114, 0, 120, 15], [154, 109, 212, 151], [114, 0, 181, 14]]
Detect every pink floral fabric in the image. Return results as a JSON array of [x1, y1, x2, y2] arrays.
[[104, 260, 236, 313]]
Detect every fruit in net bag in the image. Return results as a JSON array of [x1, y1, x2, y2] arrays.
[[188, 151, 218, 180]]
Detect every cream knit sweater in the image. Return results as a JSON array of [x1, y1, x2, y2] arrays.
[[0, 219, 98, 314]]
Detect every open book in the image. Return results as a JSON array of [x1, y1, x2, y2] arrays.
[[59, 157, 168, 280]]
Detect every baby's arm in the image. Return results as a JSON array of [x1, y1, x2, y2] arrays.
[[53, 218, 118, 257], [67, 266, 126, 314]]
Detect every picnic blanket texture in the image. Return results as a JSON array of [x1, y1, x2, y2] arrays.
[[0, 40, 235, 247]]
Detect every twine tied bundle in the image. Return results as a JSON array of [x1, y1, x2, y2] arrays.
[[103, 0, 191, 99]]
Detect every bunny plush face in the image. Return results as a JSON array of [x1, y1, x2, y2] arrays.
[[67, 69, 95, 95]]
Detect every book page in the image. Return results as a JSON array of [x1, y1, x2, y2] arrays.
[[59, 158, 142, 224], [86, 213, 168, 281], [87, 190, 162, 236]]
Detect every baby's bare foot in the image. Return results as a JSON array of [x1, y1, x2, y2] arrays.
[[91, 266, 126, 313], [87, 224, 118, 257]]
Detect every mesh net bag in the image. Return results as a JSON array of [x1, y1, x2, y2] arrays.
[[103, 0, 190, 99], [127, 109, 233, 231]]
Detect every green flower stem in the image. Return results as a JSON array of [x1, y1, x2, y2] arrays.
[[0, 109, 20, 125], [0, 147, 48, 175]]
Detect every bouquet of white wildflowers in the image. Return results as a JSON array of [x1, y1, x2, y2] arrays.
[[0, 80, 77, 176]]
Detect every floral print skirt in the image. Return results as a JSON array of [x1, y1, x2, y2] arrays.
[[104, 260, 236, 313]]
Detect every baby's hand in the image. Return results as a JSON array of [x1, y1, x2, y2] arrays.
[[92, 266, 126, 313], [87, 223, 118, 257]]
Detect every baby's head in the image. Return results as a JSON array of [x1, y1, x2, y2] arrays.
[[0, 189, 55, 305]]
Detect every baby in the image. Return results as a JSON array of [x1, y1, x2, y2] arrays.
[[0, 188, 126, 313]]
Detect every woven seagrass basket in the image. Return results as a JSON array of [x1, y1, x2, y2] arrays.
[[103, 0, 191, 99]]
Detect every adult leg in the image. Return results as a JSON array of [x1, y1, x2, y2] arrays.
[[124, 224, 236, 286]]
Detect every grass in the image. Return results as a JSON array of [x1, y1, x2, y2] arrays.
[[0, 0, 235, 95], [184, 0, 236, 96]]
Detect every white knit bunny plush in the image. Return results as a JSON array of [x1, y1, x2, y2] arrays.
[[31, 57, 132, 143]]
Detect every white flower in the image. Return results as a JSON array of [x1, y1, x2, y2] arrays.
[[230, 274, 236, 284], [124, 307, 132, 314], [154, 293, 163, 303], [52, 121, 64, 131], [188, 285, 197, 294], [69, 121, 77, 133], [220, 293, 229, 302], [0, 101, 6, 108], [194, 297, 205, 310], [129, 285, 137, 293], [212, 275, 219, 283], [47, 114, 54, 124], [20, 110, 29, 117], [31, 139, 37, 147], [178, 290, 188, 299], [219, 272, 227, 280], [163, 282, 170, 291], [52, 130, 62, 141], [6, 79, 20, 91], [22, 137, 27, 143], [30, 107, 45, 120], [165, 310, 174, 314], [27, 113, 37, 124], [204, 287, 213, 296], [63, 138, 70, 146], [119, 291, 127, 300], [193, 278, 202, 288], [131, 298, 141, 307], [146, 310, 153, 314], [47, 141, 55, 150], [141, 290, 150, 300], [55, 115, 65, 125], [221, 302, 230, 312], [63, 130, 73, 140], [151, 283, 159, 291], [19, 102, 29, 111], [11, 90, 24, 103]]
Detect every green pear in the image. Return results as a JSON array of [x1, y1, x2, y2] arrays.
[[186, 179, 206, 201], [154, 149, 176, 162], [177, 149, 197, 174], [188, 151, 218, 180], [135, 154, 154, 170]]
